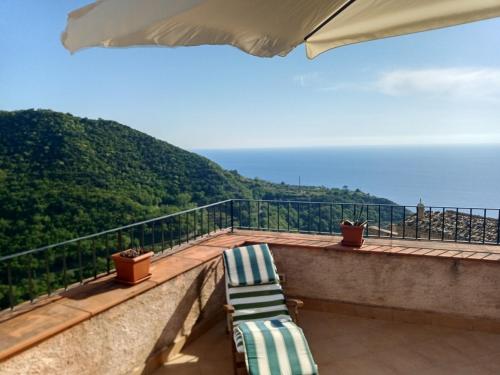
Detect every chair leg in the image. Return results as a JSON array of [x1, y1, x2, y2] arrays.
[[235, 352, 247, 375], [230, 337, 247, 375], [230, 330, 238, 375]]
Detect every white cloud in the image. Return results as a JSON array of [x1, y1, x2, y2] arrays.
[[293, 72, 320, 87], [319, 82, 371, 92], [375, 68, 500, 100], [320, 67, 500, 101]]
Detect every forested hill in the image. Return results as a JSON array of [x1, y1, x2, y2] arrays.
[[0, 109, 398, 255]]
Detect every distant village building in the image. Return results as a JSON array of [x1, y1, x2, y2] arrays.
[[417, 198, 425, 221], [389, 200, 500, 243]]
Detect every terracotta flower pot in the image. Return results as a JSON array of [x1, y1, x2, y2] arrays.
[[112, 251, 154, 285], [340, 224, 366, 247]]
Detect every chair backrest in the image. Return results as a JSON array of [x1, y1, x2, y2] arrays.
[[223, 243, 278, 287], [223, 244, 290, 326]]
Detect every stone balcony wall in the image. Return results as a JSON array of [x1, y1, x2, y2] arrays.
[[272, 243, 500, 322], [0, 252, 225, 375]]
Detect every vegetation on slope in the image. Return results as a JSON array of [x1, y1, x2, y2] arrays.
[[0, 109, 398, 255]]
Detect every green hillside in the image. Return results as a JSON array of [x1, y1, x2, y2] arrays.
[[0, 109, 399, 256]]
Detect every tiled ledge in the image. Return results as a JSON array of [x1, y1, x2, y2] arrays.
[[1, 229, 500, 362], [224, 229, 500, 261]]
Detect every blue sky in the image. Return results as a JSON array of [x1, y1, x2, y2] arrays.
[[2, 1, 500, 149]]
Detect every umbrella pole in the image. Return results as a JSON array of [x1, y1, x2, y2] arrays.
[[304, 0, 358, 41]]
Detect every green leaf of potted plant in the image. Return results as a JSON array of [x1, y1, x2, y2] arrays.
[[340, 205, 367, 247], [111, 247, 154, 285]]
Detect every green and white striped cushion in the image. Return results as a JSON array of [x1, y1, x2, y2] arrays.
[[223, 244, 278, 287], [228, 283, 291, 326], [235, 319, 318, 375]]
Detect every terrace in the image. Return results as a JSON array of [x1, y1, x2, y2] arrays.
[[1, 200, 500, 374]]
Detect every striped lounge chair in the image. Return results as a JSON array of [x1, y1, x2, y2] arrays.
[[223, 244, 318, 375]]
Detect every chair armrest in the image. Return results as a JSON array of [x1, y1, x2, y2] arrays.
[[286, 298, 304, 308], [285, 298, 304, 324], [224, 304, 235, 334]]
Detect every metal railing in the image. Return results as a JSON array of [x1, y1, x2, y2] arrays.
[[0, 200, 232, 311], [233, 199, 500, 245], [1, 198, 500, 311]]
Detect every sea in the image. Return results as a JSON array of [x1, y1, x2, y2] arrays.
[[197, 145, 500, 210]]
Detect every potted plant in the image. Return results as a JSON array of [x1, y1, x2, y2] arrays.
[[111, 247, 154, 285], [340, 206, 367, 247]]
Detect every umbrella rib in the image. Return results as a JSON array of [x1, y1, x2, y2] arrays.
[[303, 0, 357, 41]]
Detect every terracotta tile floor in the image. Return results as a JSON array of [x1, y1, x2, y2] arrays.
[[154, 310, 500, 375]]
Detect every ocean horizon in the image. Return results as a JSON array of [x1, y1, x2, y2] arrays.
[[197, 144, 500, 210]]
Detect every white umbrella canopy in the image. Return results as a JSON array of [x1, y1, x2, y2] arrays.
[[62, 0, 346, 57], [306, 0, 500, 58], [62, 0, 500, 59]]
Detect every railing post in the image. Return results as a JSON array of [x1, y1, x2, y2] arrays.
[[482, 209, 487, 244], [161, 219, 166, 249], [329, 203, 333, 234], [92, 239, 97, 279], [277, 202, 280, 232], [230, 200, 234, 232], [469, 208, 473, 243], [365, 205, 369, 237], [267, 202, 270, 231], [169, 219, 174, 249], [287, 202, 291, 232], [415, 207, 419, 239], [428, 207, 432, 240], [7, 262, 14, 309], [77, 241, 83, 283], [318, 203, 322, 233], [377, 205, 381, 237], [45, 250, 52, 296], [442, 207, 446, 241], [178, 214, 182, 245], [497, 209, 500, 245], [105, 234, 110, 274], [390, 206, 394, 238], [27, 254, 34, 303], [257, 201, 260, 229], [402, 206, 406, 239], [238, 200, 241, 227], [62, 247, 68, 290], [298, 203, 301, 232]]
